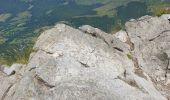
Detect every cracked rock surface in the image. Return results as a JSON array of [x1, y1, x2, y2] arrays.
[[0, 15, 170, 100], [125, 15, 170, 99]]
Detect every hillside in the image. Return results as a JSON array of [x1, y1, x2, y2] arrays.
[[0, 0, 170, 65]]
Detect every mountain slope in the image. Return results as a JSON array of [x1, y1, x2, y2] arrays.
[[0, 15, 170, 100], [0, 0, 170, 65]]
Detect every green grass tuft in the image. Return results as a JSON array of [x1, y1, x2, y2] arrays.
[[127, 53, 133, 60]]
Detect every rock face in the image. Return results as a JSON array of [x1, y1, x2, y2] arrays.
[[125, 15, 170, 98], [0, 15, 170, 100]]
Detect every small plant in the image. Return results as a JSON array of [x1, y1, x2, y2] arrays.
[[127, 53, 133, 60]]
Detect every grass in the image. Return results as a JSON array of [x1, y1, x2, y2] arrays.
[[0, 24, 51, 66], [146, 0, 170, 16], [0, 46, 33, 66], [151, 7, 170, 16], [10, 11, 31, 27], [74, 0, 110, 5], [0, 13, 11, 22], [127, 53, 133, 60], [95, 0, 141, 17]]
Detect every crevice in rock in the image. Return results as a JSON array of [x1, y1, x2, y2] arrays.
[[79, 61, 90, 68], [102, 38, 110, 47], [81, 29, 110, 47], [82, 30, 97, 38], [29, 67, 36, 71], [113, 47, 124, 52], [123, 70, 127, 78], [124, 30, 147, 80], [132, 58, 139, 68], [10, 71, 16, 76], [165, 59, 170, 79], [168, 18, 170, 23], [149, 30, 170, 41], [118, 76, 140, 89], [1, 84, 13, 100], [35, 75, 55, 88], [78, 47, 96, 68], [135, 68, 147, 80], [125, 30, 134, 51], [118, 76, 149, 94], [11, 91, 15, 98], [39, 49, 54, 55], [132, 57, 147, 80]]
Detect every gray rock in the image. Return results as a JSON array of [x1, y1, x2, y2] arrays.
[[115, 30, 128, 43], [161, 14, 170, 20], [125, 14, 170, 98], [2, 64, 23, 76], [79, 25, 131, 53]]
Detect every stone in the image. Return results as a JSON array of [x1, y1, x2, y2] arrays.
[[115, 30, 128, 42], [2, 64, 23, 76], [161, 14, 170, 20], [3, 67, 15, 76], [125, 14, 170, 98]]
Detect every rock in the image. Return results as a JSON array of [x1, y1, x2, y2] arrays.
[[3, 67, 15, 76], [125, 14, 170, 98], [2, 64, 23, 76], [125, 15, 170, 80], [115, 30, 128, 42], [161, 14, 170, 20], [79, 25, 131, 53], [0, 15, 170, 100]]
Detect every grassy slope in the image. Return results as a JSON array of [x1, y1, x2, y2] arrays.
[[146, 0, 170, 16], [74, 0, 111, 5], [95, 0, 141, 16]]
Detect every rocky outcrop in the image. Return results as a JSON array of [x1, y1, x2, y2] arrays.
[[125, 14, 170, 98], [0, 15, 170, 100]]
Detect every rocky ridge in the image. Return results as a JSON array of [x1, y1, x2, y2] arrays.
[[0, 14, 170, 100]]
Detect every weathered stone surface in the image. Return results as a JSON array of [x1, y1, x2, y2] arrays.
[[115, 30, 128, 43], [79, 25, 131, 53], [0, 64, 23, 76], [0, 15, 170, 100], [125, 14, 170, 99], [4, 64, 23, 76]]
